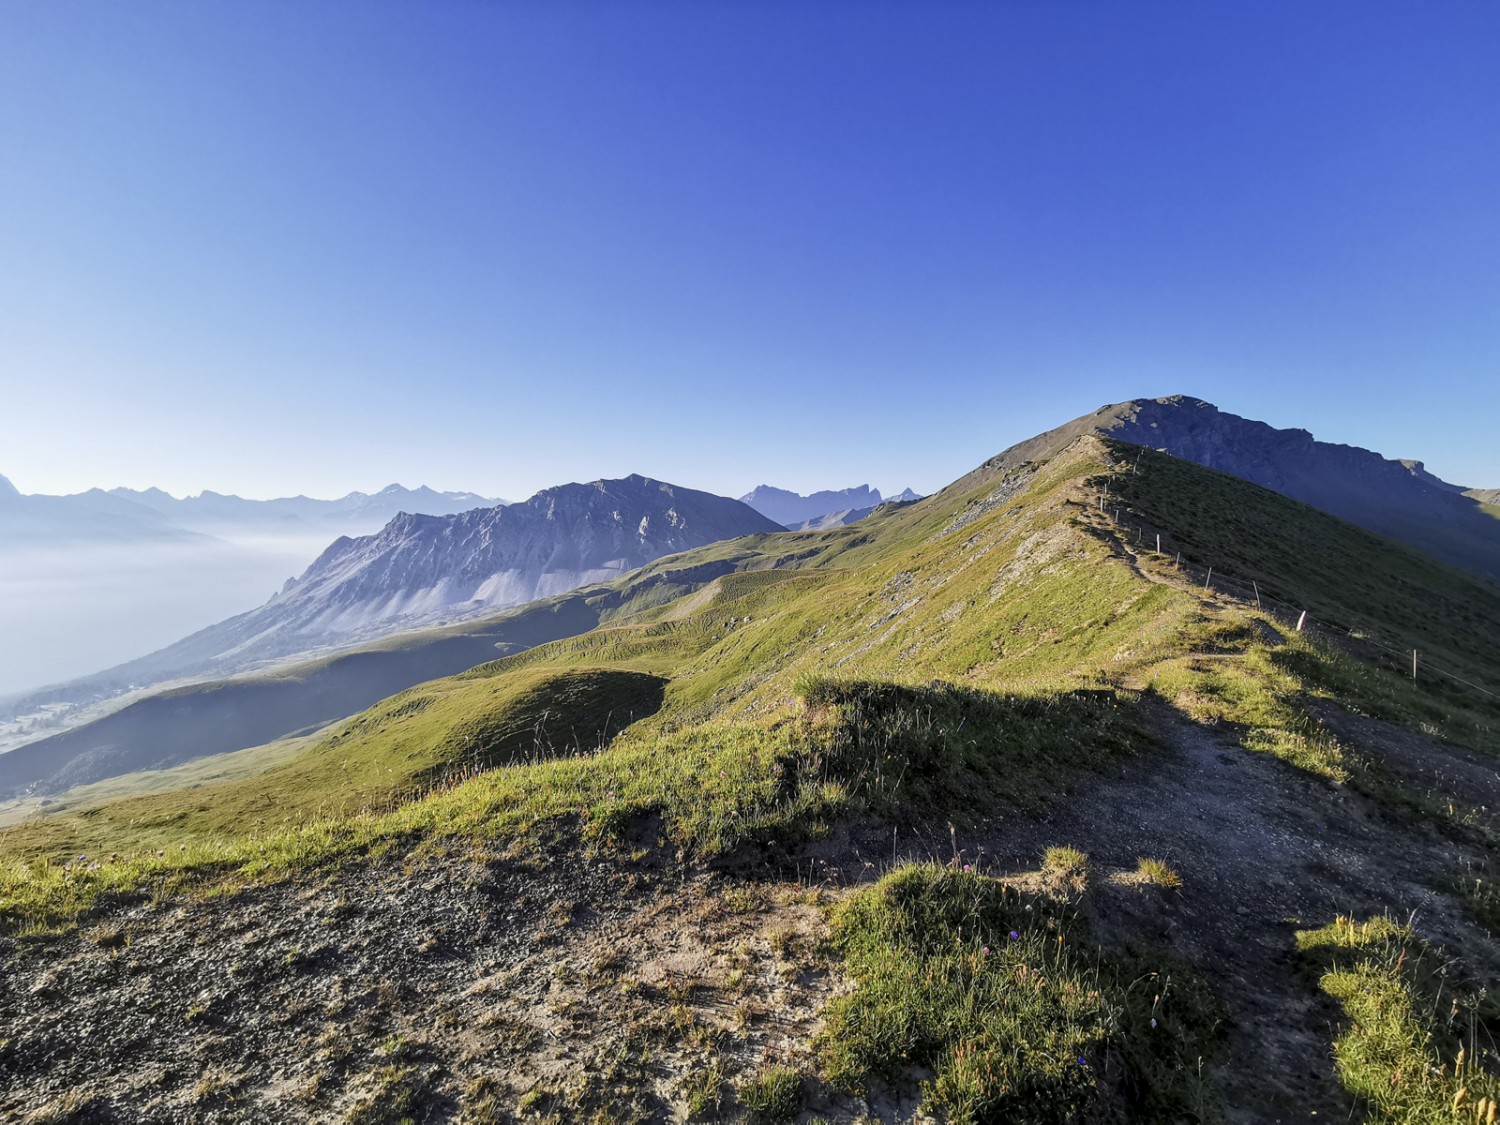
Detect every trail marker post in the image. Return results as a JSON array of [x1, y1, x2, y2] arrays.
[[1252, 581, 1261, 610], [1296, 611, 1306, 631]]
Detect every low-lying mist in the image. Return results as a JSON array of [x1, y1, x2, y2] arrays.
[[0, 535, 332, 696]]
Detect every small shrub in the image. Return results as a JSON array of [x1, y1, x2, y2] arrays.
[[680, 1056, 726, 1118]]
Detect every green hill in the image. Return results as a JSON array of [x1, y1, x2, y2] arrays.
[[3, 434, 1499, 1122]]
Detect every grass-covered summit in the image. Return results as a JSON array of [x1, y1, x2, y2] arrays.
[[3, 432, 1499, 1122]]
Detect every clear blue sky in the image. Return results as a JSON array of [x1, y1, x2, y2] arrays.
[[4, 1, 1498, 502]]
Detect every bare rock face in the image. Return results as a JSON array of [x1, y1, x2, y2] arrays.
[[102, 475, 783, 683], [954, 395, 1500, 583], [274, 475, 781, 632]]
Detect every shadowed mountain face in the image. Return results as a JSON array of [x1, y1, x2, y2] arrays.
[[951, 395, 1500, 583], [76, 475, 782, 691], [740, 484, 923, 529]]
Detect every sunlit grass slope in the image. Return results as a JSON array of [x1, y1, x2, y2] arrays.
[[0, 666, 664, 863]]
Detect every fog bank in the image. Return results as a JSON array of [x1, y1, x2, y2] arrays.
[[0, 536, 331, 695]]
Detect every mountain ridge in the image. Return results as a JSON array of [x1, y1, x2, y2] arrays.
[[950, 394, 1500, 582], [0, 475, 507, 546]]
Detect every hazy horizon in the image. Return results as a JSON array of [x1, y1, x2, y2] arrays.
[[0, 535, 327, 698]]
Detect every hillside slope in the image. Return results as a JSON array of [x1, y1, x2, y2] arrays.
[[3, 434, 1499, 1122], [0, 548, 771, 797]]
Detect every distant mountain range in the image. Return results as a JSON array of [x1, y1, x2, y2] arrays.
[[740, 484, 921, 528], [950, 395, 1500, 584], [108, 482, 507, 536], [0, 473, 507, 545], [61, 474, 782, 693]]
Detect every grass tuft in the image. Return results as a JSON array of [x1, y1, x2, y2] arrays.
[[1297, 915, 1500, 1122], [737, 1065, 802, 1123], [818, 863, 1224, 1123], [1136, 857, 1183, 888], [1043, 846, 1090, 876]]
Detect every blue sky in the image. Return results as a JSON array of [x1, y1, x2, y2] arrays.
[[3, 1, 1498, 502]]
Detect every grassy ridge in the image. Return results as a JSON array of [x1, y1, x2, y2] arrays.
[[0, 666, 664, 863], [1110, 441, 1500, 721]]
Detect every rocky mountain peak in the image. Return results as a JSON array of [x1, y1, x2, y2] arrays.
[[957, 394, 1500, 583]]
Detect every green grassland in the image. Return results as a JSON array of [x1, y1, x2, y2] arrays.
[[4, 434, 1500, 1118]]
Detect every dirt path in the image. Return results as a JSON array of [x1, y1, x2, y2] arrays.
[[817, 708, 1491, 1123]]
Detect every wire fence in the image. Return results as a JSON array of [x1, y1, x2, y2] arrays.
[[1085, 465, 1499, 703]]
